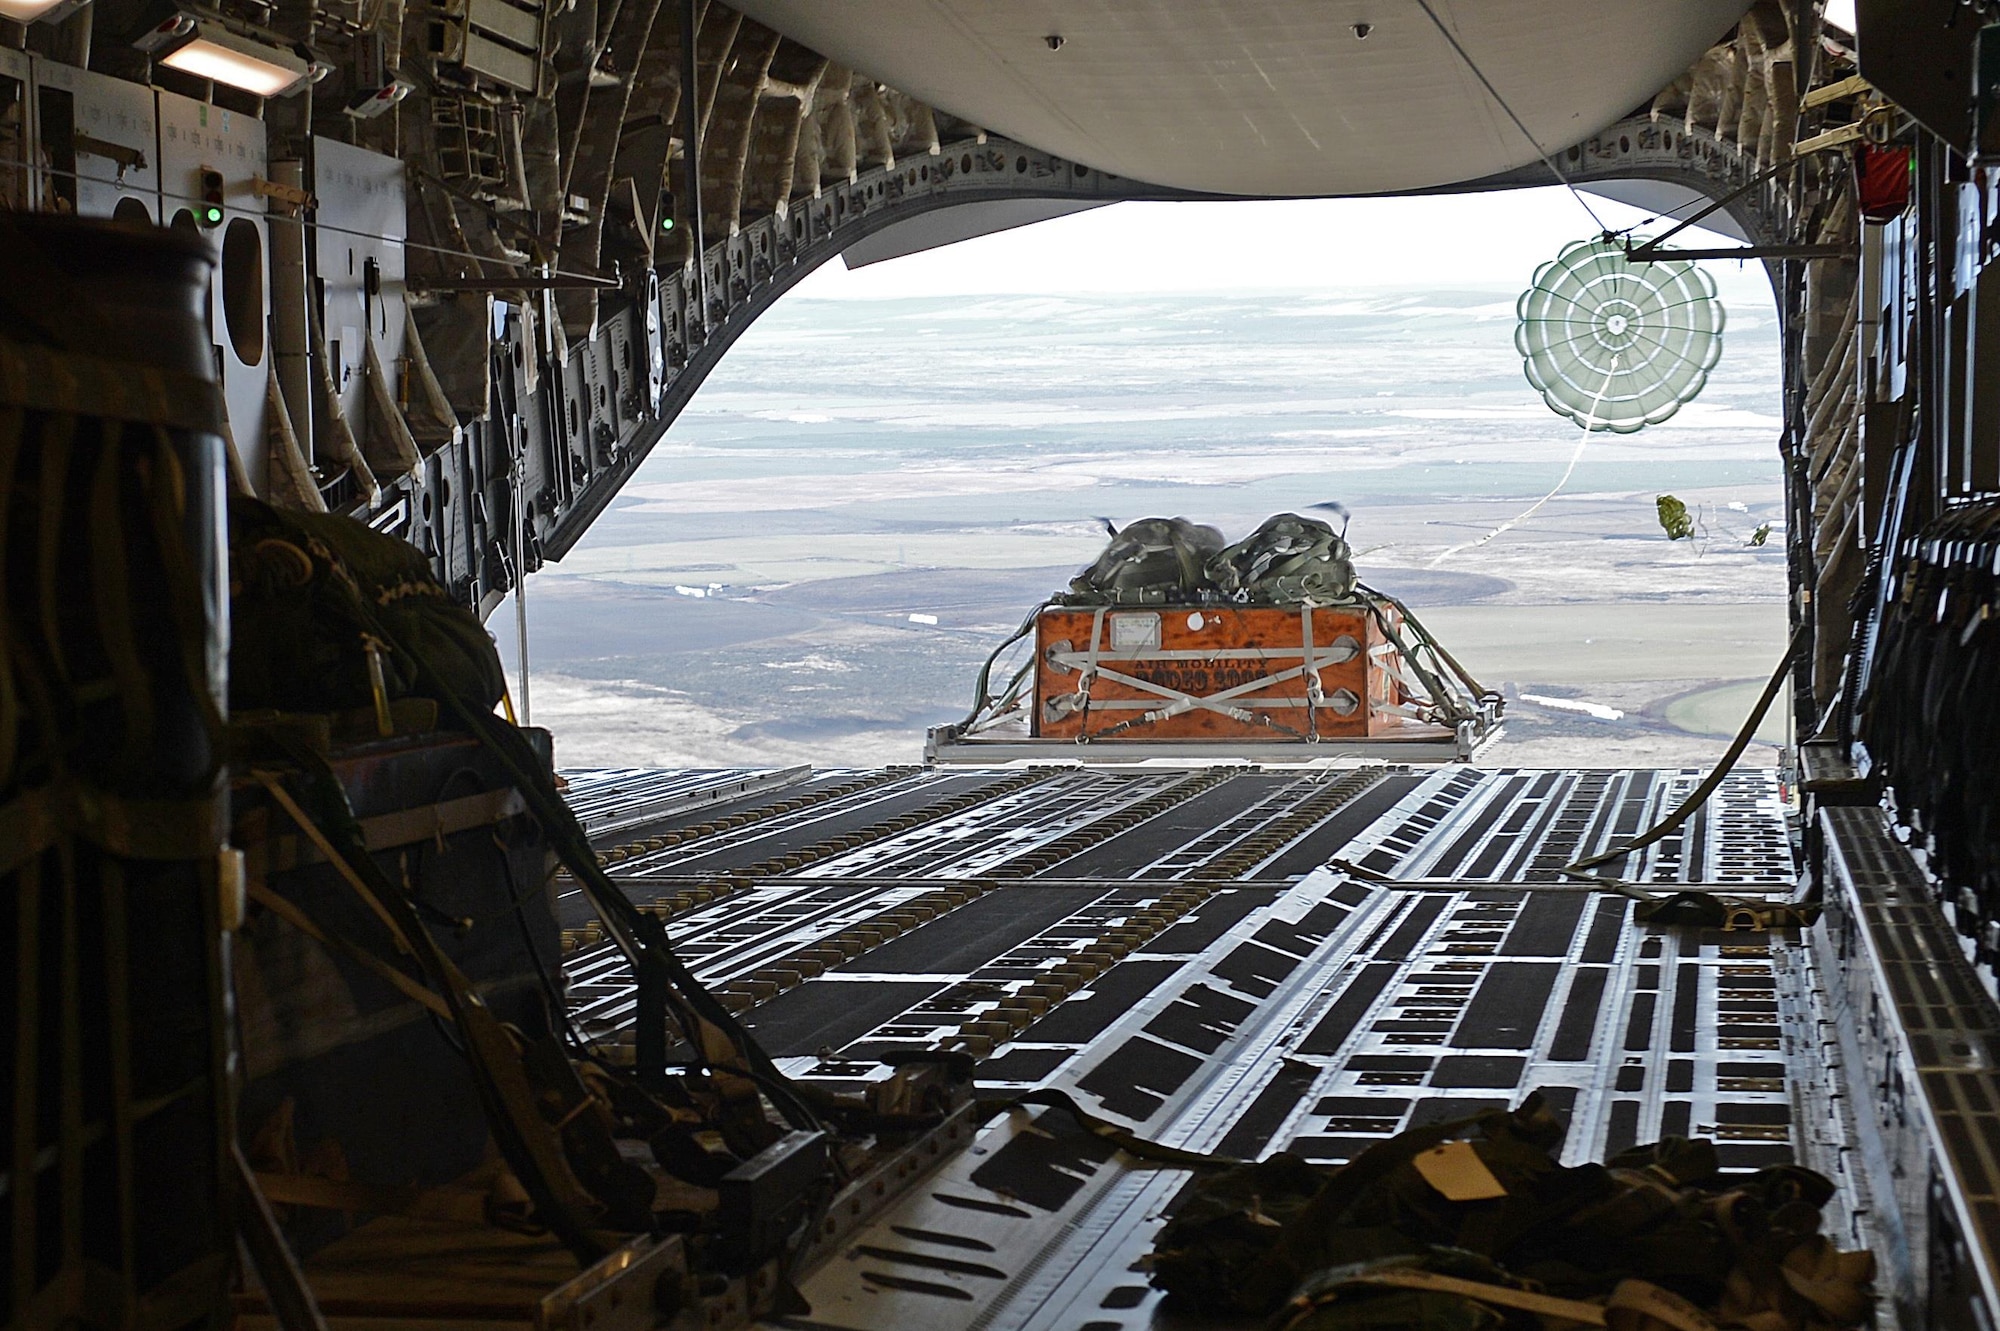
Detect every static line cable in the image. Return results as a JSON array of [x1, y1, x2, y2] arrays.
[[1430, 352, 1618, 567], [1411, 0, 1612, 235]]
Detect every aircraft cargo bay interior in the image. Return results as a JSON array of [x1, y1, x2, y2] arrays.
[[2, 3, 1998, 1331]]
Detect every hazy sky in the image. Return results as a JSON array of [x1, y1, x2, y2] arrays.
[[792, 185, 1778, 310]]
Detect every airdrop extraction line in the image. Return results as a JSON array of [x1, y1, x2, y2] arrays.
[[1429, 352, 1618, 567]]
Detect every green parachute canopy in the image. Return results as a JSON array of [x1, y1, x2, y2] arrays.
[[1516, 237, 1725, 434]]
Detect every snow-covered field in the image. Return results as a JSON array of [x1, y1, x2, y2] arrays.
[[501, 284, 1790, 771]]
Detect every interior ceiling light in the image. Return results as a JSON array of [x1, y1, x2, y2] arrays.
[[0, 0, 88, 24], [142, 15, 311, 97]]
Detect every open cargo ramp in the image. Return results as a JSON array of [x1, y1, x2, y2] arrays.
[[539, 762, 2000, 1327]]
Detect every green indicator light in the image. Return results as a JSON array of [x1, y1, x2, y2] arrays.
[[197, 167, 224, 229], [660, 216, 675, 232]]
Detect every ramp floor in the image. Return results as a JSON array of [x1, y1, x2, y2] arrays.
[[555, 765, 1866, 1330]]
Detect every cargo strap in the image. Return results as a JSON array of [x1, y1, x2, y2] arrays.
[[1074, 607, 1107, 739], [1301, 607, 1324, 742], [334, 560, 828, 1133], [0, 780, 223, 875], [1357, 595, 1466, 726], [1077, 656, 1310, 741], [959, 599, 1049, 729], [1567, 624, 1807, 872], [252, 1170, 504, 1228], [1241, 1104, 1513, 1312], [988, 1088, 1248, 1171], [1057, 607, 1336, 740], [1363, 586, 1493, 702], [1292, 1268, 1608, 1327], [247, 763, 625, 1263], [244, 879, 451, 1020], [0, 341, 224, 435], [1281, 1271, 1721, 1331], [1060, 605, 1388, 742], [234, 1145, 332, 1331]]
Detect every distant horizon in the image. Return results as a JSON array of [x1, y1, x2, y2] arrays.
[[502, 183, 1789, 770], [771, 283, 1781, 317]]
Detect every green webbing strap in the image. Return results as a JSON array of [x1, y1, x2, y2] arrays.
[[0, 781, 223, 876], [1567, 624, 1807, 873], [1359, 584, 1492, 702], [331, 580, 824, 1130], [250, 757, 622, 1264], [1247, 1104, 1508, 1309], [0, 342, 224, 436], [959, 599, 1050, 729], [1358, 593, 1466, 725], [991, 1088, 1249, 1171]]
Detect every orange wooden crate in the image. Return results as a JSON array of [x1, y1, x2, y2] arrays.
[[1033, 604, 1405, 742]]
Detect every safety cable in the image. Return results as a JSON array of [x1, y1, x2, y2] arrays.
[[1411, 0, 1613, 235]]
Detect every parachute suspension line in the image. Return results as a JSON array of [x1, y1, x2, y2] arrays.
[[1410, 0, 1612, 236], [1430, 352, 1618, 568]]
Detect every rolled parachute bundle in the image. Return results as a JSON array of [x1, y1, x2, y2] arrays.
[[1064, 513, 1358, 608], [1067, 516, 1226, 604], [1210, 512, 1356, 606]]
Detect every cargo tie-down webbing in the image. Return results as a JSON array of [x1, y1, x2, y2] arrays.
[[1072, 609, 1340, 741], [1075, 605, 1108, 736], [1302, 606, 1326, 741], [247, 757, 626, 1264], [1564, 623, 1806, 876]]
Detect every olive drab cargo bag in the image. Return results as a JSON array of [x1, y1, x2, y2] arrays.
[[229, 495, 506, 725], [1208, 511, 1357, 605], [1067, 516, 1227, 604], [1148, 1092, 1873, 1330], [1062, 513, 1359, 608]]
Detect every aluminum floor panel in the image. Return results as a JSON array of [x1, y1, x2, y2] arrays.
[[550, 764, 1857, 1330], [781, 875, 1856, 1330]]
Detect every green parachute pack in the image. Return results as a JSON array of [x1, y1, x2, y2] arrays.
[[229, 496, 506, 740], [1065, 512, 1356, 607], [1149, 1092, 1873, 1331]]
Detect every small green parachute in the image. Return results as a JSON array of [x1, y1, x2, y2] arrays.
[[1656, 494, 1694, 541]]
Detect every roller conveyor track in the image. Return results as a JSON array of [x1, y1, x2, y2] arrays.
[[781, 873, 1862, 1331], [560, 766, 816, 837], [557, 769, 1804, 1040], [553, 764, 1862, 1330], [593, 767, 983, 876], [1343, 768, 1795, 887]]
